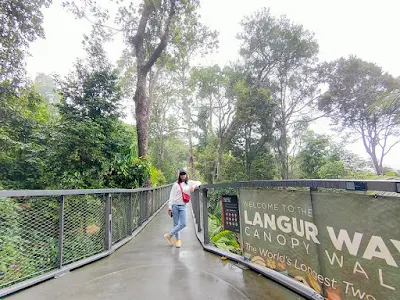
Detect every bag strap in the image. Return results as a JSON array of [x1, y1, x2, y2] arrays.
[[178, 182, 184, 199], [178, 182, 183, 193]]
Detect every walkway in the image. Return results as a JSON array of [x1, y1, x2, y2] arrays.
[[7, 205, 304, 300]]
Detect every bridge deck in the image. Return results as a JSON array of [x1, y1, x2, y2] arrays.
[[7, 206, 304, 300]]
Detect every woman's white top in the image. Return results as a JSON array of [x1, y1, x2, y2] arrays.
[[168, 180, 202, 210]]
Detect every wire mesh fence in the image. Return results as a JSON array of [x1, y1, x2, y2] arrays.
[[0, 196, 59, 289], [63, 194, 106, 264], [132, 192, 140, 231], [0, 184, 172, 295], [111, 193, 130, 244]]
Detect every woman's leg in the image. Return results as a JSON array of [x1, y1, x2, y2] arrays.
[[177, 205, 187, 238], [172, 205, 180, 240], [175, 205, 187, 247], [168, 205, 187, 238]]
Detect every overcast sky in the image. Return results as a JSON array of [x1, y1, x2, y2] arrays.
[[26, 0, 400, 169]]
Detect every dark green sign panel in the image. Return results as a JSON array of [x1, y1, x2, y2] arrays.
[[239, 189, 400, 300]]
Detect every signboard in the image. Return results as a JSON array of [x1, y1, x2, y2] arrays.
[[239, 189, 400, 300], [221, 195, 240, 233]]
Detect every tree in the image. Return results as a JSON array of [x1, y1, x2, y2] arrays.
[[319, 56, 400, 175], [148, 70, 177, 169], [297, 132, 330, 179], [63, 0, 202, 158], [166, 15, 218, 176], [34, 73, 60, 105], [47, 43, 126, 188], [190, 65, 235, 182], [228, 77, 276, 180], [130, 0, 178, 158], [0, 86, 51, 189], [296, 131, 371, 179], [33, 73, 61, 121], [0, 0, 52, 87], [237, 8, 320, 179]]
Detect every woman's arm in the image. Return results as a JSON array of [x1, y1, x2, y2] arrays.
[[188, 180, 202, 190], [168, 183, 177, 210]]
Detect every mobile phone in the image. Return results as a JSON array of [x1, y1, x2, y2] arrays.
[[170, 212, 173, 218]]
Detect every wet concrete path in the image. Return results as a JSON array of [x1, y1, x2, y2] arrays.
[[7, 205, 304, 300]]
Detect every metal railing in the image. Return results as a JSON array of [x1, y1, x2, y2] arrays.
[[191, 179, 400, 300], [0, 184, 172, 297]]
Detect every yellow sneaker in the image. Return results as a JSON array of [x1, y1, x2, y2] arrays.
[[176, 240, 182, 248], [164, 233, 173, 246]]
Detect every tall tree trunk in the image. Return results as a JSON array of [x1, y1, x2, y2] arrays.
[[181, 71, 195, 177], [209, 96, 213, 135], [371, 148, 383, 175], [131, 0, 176, 158], [134, 71, 149, 157], [184, 95, 195, 176], [361, 128, 383, 175], [245, 125, 252, 180], [278, 80, 289, 179], [280, 124, 289, 179], [216, 135, 222, 182], [158, 108, 166, 167], [188, 125, 195, 176]]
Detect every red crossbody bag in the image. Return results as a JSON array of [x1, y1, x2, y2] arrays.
[[178, 182, 190, 203]]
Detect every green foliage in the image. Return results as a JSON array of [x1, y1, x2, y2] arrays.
[[319, 56, 400, 174], [211, 230, 240, 253], [296, 131, 374, 179], [352, 170, 382, 179], [149, 136, 188, 183], [105, 157, 151, 189], [150, 165, 166, 187], [0, 0, 52, 86], [208, 213, 222, 238], [227, 77, 276, 179], [207, 194, 241, 254], [317, 161, 350, 179], [45, 50, 142, 189], [0, 85, 51, 189], [238, 7, 320, 179], [298, 133, 330, 179], [249, 151, 279, 180], [208, 214, 240, 254], [0, 198, 23, 282], [195, 136, 218, 183], [220, 152, 246, 182], [0, 46, 165, 190]]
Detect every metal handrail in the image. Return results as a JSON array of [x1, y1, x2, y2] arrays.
[[200, 179, 399, 192], [0, 184, 173, 297], [0, 184, 173, 197]]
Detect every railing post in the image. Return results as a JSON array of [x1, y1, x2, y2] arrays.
[[196, 190, 202, 232], [140, 191, 146, 224], [57, 195, 65, 269], [127, 193, 133, 235], [159, 188, 161, 209], [105, 193, 112, 251], [202, 188, 209, 244]]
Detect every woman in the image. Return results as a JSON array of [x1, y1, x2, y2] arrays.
[[164, 169, 201, 248]]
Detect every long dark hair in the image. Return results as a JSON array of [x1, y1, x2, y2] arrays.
[[177, 172, 188, 184]]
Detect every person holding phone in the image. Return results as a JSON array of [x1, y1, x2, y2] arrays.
[[164, 169, 201, 248]]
